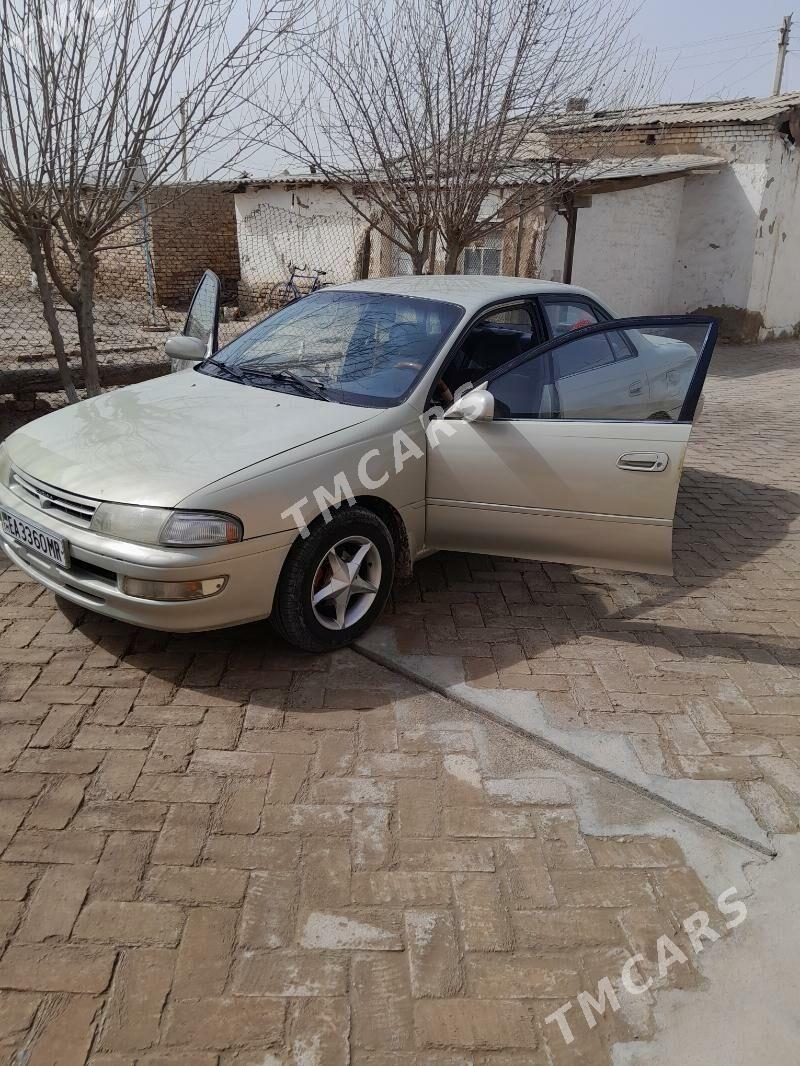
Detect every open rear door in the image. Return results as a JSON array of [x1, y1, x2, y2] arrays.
[[426, 316, 718, 575], [169, 269, 221, 372]]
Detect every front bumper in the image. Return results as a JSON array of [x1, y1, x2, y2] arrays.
[[0, 482, 296, 632]]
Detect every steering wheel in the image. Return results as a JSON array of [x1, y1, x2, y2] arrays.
[[388, 322, 422, 370]]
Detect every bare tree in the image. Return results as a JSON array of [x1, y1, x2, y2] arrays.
[[0, 22, 79, 399], [289, 0, 654, 274], [0, 0, 306, 396], [286, 0, 442, 274]]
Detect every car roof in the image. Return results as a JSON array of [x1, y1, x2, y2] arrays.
[[330, 274, 606, 314]]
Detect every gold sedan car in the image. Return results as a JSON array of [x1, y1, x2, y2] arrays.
[[0, 273, 717, 652]]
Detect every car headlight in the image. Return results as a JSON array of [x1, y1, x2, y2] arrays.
[[0, 445, 11, 489], [90, 503, 242, 546]]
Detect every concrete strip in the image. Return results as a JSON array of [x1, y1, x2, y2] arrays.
[[356, 625, 772, 855]]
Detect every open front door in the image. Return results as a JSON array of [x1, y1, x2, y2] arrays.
[[426, 316, 718, 576], [168, 269, 221, 372]]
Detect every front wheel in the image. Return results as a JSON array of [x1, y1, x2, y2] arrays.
[[271, 507, 395, 652]]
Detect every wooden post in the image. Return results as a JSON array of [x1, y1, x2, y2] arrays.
[[562, 193, 578, 285]]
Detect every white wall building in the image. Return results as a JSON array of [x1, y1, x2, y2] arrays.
[[234, 93, 800, 340], [537, 93, 800, 340], [234, 174, 369, 305]]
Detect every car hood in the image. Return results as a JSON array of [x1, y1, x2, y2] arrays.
[[6, 370, 380, 507]]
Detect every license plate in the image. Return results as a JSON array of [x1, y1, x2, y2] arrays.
[[1, 508, 69, 567]]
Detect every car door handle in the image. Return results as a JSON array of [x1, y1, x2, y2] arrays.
[[617, 451, 669, 472], [629, 380, 643, 396]]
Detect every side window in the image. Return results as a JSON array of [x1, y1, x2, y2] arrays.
[[553, 334, 615, 378], [438, 304, 535, 401], [488, 321, 713, 422], [541, 299, 599, 338], [482, 307, 533, 329]]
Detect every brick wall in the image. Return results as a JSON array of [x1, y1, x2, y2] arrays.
[[564, 120, 777, 163], [95, 213, 151, 300], [148, 184, 240, 308], [0, 227, 35, 295]]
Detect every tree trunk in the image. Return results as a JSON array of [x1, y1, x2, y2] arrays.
[[410, 247, 428, 275], [27, 239, 79, 403], [444, 243, 461, 274], [75, 247, 102, 397]]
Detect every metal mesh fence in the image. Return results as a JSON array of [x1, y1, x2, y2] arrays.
[[0, 192, 371, 397], [0, 185, 539, 399], [237, 201, 368, 315]]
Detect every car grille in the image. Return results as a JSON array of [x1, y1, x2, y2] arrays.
[[9, 468, 99, 528]]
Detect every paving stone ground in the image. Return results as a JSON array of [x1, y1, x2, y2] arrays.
[[373, 340, 800, 839], [0, 632, 735, 1065], [0, 338, 796, 1063]]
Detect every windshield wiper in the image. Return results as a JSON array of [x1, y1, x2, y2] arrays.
[[237, 365, 330, 402], [202, 356, 246, 382]]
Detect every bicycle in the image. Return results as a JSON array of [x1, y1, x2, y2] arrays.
[[268, 265, 327, 310]]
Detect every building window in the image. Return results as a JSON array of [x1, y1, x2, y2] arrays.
[[461, 231, 502, 275]]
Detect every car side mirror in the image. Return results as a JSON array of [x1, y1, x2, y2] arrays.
[[165, 335, 207, 362], [444, 387, 495, 422]]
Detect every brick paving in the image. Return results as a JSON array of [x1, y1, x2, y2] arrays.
[[0, 338, 797, 1061], [0, 624, 726, 1064], [374, 340, 800, 839]]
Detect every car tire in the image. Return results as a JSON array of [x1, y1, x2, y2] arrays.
[[271, 507, 396, 653]]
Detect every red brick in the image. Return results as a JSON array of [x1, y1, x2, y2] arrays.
[[16, 864, 93, 942], [151, 803, 210, 866], [415, 999, 538, 1050], [92, 831, 153, 900], [0, 990, 40, 1040], [23, 993, 101, 1065], [405, 908, 462, 996], [74, 900, 184, 946], [173, 907, 237, 998], [25, 776, 87, 829], [266, 753, 311, 804], [204, 834, 299, 870], [190, 749, 274, 776], [291, 996, 349, 1065], [0, 945, 115, 992], [239, 870, 298, 948], [352, 954, 413, 1051], [75, 800, 166, 832], [133, 774, 222, 803], [232, 950, 347, 997], [3, 829, 104, 864], [98, 948, 175, 1053], [93, 751, 147, 800], [144, 865, 247, 905], [165, 997, 285, 1049], [15, 750, 104, 774]]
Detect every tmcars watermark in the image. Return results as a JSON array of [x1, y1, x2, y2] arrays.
[[280, 382, 481, 538], [545, 885, 748, 1046]]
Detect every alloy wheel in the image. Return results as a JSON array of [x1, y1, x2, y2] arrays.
[[310, 535, 382, 631]]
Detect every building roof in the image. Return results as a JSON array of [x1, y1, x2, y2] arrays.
[[497, 154, 724, 188], [548, 91, 800, 131], [236, 168, 331, 191]]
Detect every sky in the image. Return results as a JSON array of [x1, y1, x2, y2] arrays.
[[205, 0, 800, 179], [633, 0, 799, 101]]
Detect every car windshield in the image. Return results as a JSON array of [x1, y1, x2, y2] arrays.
[[196, 289, 464, 407]]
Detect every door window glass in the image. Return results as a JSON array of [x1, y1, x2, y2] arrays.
[[487, 321, 713, 422], [439, 305, 535, 400], [184, 271, 220, 352], [542, 299, 599, 338]]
